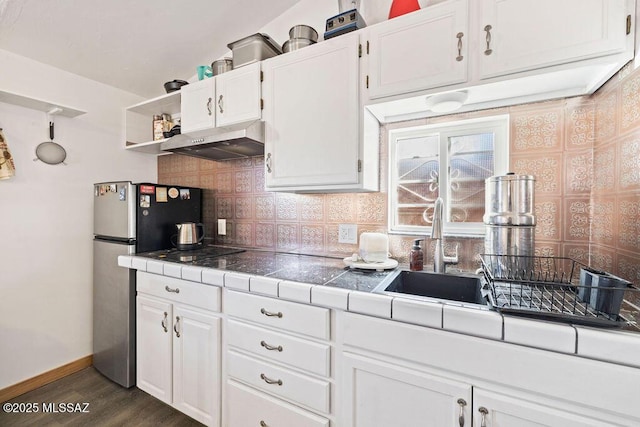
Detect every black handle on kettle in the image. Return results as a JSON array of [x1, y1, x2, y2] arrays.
[[196, 223, 205, 243]]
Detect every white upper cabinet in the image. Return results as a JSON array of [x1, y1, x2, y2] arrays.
[[366, 0, 469, 99], [363, 0, 634, 120], [262, 33, 378, 192], [478, 0, 633, 80], [215, 62, 262, 127], [181, 63, 262, 133], [180, 78, 215, 133]]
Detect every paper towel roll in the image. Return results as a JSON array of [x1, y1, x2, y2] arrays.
[[359, 232, 389, 263]]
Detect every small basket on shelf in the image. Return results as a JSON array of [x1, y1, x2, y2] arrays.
[[480, 254, 635, 328]]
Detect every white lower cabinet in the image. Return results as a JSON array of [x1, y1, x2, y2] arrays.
[[223, 289, 332, 426], [342, 353, 472, 427], [340, 312, 640, 427], [136, 272, 221, 426], [472, 388, 617, 427]]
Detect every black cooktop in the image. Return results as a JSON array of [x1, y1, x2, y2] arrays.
[[137, 245, 245, 263]]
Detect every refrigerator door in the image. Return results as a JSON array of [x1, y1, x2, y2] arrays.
[[94, 181, 136, 239], [136, 183, 202, 253], [93, 238, 136, 387]]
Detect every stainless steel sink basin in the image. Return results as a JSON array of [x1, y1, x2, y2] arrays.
[[375, 270, 488, 306]]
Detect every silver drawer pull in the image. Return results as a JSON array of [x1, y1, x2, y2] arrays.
[[484, 25, 493, 55], [161, 312, 168, 333], [260, 340, 283, 352], [174, 316, 181, 338], [260, 373, 282, 386], [456, 32, 464, 61], [457, 398, 467, 427], [165, 285, 180, 294], [479, 407, 489, 427], [260, 308, 283, 318]]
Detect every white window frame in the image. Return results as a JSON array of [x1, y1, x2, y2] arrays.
[[388, 115, 510, 237]]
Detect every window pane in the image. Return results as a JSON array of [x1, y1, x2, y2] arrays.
[[448, 133, 494, 223], [396, 136, 439, 227]]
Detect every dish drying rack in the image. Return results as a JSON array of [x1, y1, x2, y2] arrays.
[[480, 254, 636, 328]]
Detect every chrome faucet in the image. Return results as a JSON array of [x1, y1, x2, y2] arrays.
[[431, 197, 459, 273]]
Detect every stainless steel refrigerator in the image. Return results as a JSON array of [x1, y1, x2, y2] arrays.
[[92, 181, 202, 387]]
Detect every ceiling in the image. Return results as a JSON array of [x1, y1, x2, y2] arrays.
[[0, 0, 303, 98]]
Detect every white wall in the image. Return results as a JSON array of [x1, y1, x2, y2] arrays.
[[0, 49, 157, 389]]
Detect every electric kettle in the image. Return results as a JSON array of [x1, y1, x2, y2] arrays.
[[173, 222, 205, 250]]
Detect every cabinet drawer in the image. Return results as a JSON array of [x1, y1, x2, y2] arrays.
[[227, 320, 330, 377], [225, 290, 330, 340], [137, 271, 221, 312], [227, 351, 330, 414], [226, 380, 329, 427]]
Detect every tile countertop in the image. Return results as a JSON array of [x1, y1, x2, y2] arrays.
[[118, 248, 640, 369]]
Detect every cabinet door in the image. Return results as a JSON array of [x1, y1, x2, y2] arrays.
[[216, 62, 261, 127], [478, 0, 631, 80], [172, 305, 221, 427], [366, 0, 469, 99], [263, 33, 360, 190], [180, 78, 215, 133], [473, 388, 618, 427], [342, 353, 472, 427], [136, 295, 173, 404]]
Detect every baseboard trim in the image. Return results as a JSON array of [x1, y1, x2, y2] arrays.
[[0, 355, 93, 403]]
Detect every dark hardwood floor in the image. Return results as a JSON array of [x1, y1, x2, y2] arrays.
[[0, 368, 205, 427]]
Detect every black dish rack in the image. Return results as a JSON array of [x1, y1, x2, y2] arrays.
[[480, 254, 636, 328]]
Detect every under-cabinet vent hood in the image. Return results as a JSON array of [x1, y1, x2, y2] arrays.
[[160, 121, 264, 160]]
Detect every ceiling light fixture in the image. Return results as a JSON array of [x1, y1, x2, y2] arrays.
[[425, 91, 468, 113]]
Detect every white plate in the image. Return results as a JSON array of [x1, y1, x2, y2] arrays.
[[343, 257, 398, 271]]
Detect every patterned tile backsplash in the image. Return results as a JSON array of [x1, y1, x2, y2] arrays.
[[159, 65, 640, 283]]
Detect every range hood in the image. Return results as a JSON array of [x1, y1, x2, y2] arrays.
[[160, 121, 264, 160]]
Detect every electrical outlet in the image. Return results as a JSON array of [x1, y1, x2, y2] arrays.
[[338, 224, 358, 244], [217, 219, 227, 235]]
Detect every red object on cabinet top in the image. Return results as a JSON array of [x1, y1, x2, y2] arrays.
[[388, 0, 421, 19]]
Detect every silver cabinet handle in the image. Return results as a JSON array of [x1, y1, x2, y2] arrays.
[[260, 340, 283, 352], [457, 398, 467, 427], [218, 95, 224, 113], [260, 308, 283, 318], [265, 153, 272, 173], [456, 32, 464, 61], [174, 316, 181, 338], [260, 373, 282, 386], [165, 285, 180, 294], [161, 312, 168, 333], [206, 97, 213, 115], [484, 25, 493, 55], [479, 407, 489, 427]]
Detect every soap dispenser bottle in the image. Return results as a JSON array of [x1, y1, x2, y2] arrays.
[[409, 239, 424, 271]]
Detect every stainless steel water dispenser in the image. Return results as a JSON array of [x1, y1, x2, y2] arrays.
[[483, 173, 536, 261]]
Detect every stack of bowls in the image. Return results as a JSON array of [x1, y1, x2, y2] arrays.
[[283, 25, 318, 53]]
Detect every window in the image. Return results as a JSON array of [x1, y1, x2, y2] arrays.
[[389, 115, 509, 236]]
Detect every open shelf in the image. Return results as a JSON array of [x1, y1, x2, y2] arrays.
[[0, 89, 86, 117]]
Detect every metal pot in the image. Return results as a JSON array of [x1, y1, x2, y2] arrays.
[[283, 37, 316, 52], [211, 58, 233, 76], [288, 25, 318, 42], [174, 222, 205, 250], [164, 80, 189, 93]]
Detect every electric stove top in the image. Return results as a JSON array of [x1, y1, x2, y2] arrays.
[[137, 245, 245, 263]]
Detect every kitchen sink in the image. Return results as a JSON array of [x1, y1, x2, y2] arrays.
[[374, 270, 488, 306]]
